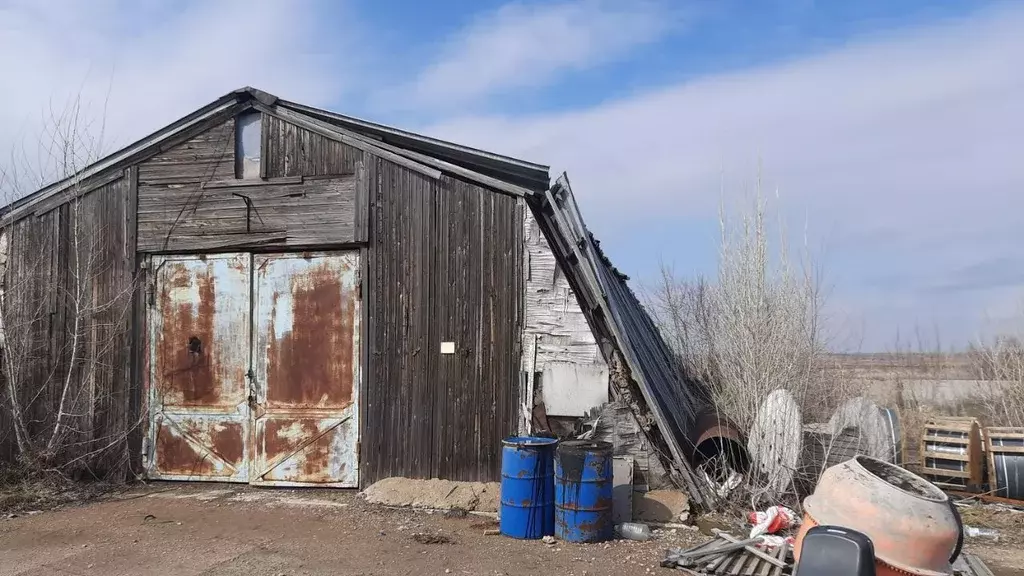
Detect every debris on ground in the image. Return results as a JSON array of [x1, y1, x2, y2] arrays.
[[361, 477, 500, 512], [542, 535, 556, 546], [411, 532, 455, 545], [748, 505, 798, 539], [616, 522, 652, 541], [632, 490, 690, 523], [964, 526, 1001, 540], [444, 507, 469, 518], [661, 531, 792, 574], [954, 500, 1024, 545], [952, 553, 998, 576]]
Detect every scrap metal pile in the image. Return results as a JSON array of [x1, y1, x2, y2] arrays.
[[662, 530, 791, 575]]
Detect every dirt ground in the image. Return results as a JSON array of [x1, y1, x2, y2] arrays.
[[1, 484, 1021, 576], [0, 483, 708, 576]]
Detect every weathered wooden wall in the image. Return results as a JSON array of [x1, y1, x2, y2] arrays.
[[261, 116, 525, 484], [2, 109, 526, 486], [136, 117, 364, 252], [360, 159, 524, 483], [0, 175, 134, 476], [262, 114, 363, 178]]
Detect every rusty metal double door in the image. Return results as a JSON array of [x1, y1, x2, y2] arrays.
[[147, 251, 361, 487]]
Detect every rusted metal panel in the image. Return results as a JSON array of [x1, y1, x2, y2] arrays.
[[147, 253, 251, 482], [251, 251, 360, 487]]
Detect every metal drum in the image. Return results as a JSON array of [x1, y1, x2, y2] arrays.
[[500, 436, 558, 539], [554, 440, 613, 543]]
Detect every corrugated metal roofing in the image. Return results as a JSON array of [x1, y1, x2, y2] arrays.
[[528, 173, 714, 505]]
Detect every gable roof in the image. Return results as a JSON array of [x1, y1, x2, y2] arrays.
[[3, 87, 551, 221]]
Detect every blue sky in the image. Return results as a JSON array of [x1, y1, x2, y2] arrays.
[[1, 0, 1022, 350]]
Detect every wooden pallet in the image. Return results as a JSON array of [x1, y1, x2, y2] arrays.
[[920, 417, 984, 490]]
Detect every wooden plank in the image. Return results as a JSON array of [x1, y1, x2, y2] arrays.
[[965, 553, 997, 576], [923, 451, 971, 462], [769, 542, 789, 576], [136, 176, 360, 252], [202, 176, 303, 188], [713, 531, 787, 569], [923, 435, 970, 444], [354, 161, 368, 243]]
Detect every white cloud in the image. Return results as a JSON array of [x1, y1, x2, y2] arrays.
[[418, 6, 1024, 346], [402, 0, 682, 110], [3, 0, 1021, 347], [0, 0, 360, 189]]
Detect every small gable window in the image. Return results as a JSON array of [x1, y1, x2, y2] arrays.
[[235, 112, 262, 179]]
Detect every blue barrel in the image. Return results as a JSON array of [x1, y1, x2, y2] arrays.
[[500, 436, 558, 539], [555, 440, 614, 543]]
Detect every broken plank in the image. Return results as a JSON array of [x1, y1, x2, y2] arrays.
[[713, 530, 787, 568], [769, 543, 789, 576]]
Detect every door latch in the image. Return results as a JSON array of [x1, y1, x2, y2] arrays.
[[246, 368, 256, 408]]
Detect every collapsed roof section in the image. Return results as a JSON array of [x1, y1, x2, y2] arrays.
[[528, 175, 714, 506]]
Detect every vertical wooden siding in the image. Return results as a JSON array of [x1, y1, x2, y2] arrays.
[[1, 111, 526, 486], [362, 158, 524, 484], [0, 176, 134, 475], [263, 114, 363, 178], [261, 116, 526, 483]]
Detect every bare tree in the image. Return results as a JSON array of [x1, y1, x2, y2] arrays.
[[0, 93, 138, 480], [967, 334, 1024, 427], [646, 174, 861, 507]]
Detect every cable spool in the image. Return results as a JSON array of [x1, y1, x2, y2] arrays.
[[920, 417, 984, 491], [827, 397, 900, 463], [748, 390, 802, 499], [796, 423, 869, 499], [984, 426, 1024, 501]]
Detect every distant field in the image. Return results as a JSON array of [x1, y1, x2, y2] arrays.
[[825, 352, 1006, 416]]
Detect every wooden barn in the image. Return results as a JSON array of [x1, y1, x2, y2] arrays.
[[0, 88, 712, 500]]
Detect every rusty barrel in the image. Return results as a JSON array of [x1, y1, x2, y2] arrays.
[[500, 436, 558, 539], [554, 440, 613, 543]]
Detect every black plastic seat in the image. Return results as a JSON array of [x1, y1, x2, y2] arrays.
[[795, 525, 877, 576]]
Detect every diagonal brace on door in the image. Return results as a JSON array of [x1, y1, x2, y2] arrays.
[[255, 415, 352, 479]]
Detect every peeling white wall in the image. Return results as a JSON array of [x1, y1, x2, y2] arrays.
[[519, 209, 670, 488], [521, 209, 607, 420]]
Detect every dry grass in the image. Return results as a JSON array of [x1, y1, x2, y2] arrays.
[[646, 180, 864, 509]]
